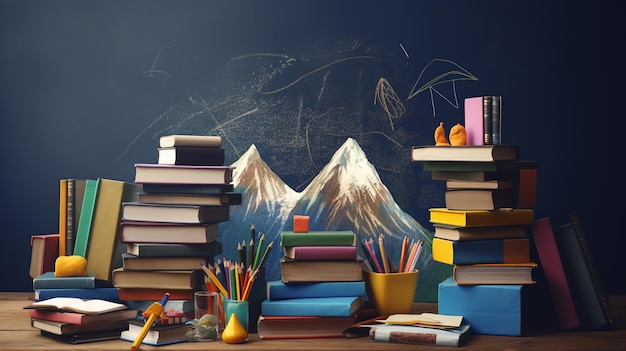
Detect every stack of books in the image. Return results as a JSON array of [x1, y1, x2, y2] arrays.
[[257, 218, 366, 339], [411, 141, 538, 336], [111, 135, 240, 319]]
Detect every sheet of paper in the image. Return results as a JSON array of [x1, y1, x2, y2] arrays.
[[378, 313, 463, 328]]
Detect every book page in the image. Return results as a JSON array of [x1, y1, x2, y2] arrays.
[[24, 297, 127, 315]]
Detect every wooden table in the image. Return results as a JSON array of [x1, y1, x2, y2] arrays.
[[2, 292, 625, 350]]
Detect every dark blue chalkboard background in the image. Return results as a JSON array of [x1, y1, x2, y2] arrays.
[[0, 1, 622, 295]]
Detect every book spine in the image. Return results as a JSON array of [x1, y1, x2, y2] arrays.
[[370, 328, 438, 345], [66, 179, 75, 256], [491, 96, 501, 145], [483, 96, 493, 145]]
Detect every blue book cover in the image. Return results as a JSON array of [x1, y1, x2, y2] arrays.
[[267, 280, 366, 300], [261, 296, 363, 317], [35, 287, 120, 302], [438, 276, 524, 336], [32, 272, 97, 290]]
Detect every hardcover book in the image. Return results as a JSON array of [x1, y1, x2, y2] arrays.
[[31, 318, 128, 336], [279, 258, 364, 283], [367, 323, 470, 347], [72, 179, 98, 257], [121, 202, 230, 224], [283, 245, 357, 260], [429, 208, 534, 227], [120, 221, 220, 244], [452, 262, 537, 285], [140, 183, 234, 195], [29, 234, 59, 279], [257, 314, 357, 339], [126, 241, 222, 257], [32, 272, 97, 290], [117, 288, 195, 301], [445, 178, 513, 190], [39, 329, 125, 344], [24, 297, 128, 315], [424, 160, 538, 173], [433, 224, 528, 241], [280, 231, 356, 247], [157, 146, 225, 166], [137, 191, 242, 206], [261, 296, 363, 317], [35, 287, 120, 302], [111, 268, 204, 290], [121, 253, 207, 271], [134, 163, 233, 184], [410, 145, 518, 162], [120, 319, 192, 346], [444, 189, 516, 210], [28, 307, 137, 325], [159, 134, 222, 148], [432, 237, 530, 265], [266, 280, 366, 300]]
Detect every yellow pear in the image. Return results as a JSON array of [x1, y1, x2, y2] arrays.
[[449, 123, 467, 146], [434, 122, 450, 146], [221, 313, 247, 344]]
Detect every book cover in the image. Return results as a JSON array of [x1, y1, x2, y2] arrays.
[[368, 323, 470, 347], [120, 221, 220, 245], [444, 189, 516, 210], [424, 160, 538, 173], [29, 234, 59, 279], [452, 262, 537, 285], [279, 258, 364, 283], [464, 96, 484, 146], [117, 288, 195, 301], [267, 280, 366, 300], [157, 146, 225, 166], [445, 178, 513, 190], [28, 307, 136, 325], [483, 95, 493, 144], [257, 314, 357, 339], [261, 296, 363, 317], [530, 217, 580, 330], [554, 214, 613, 330], [134, 163, 233, 184], [126, 241, 222, 258], [31, 318, 128, 336], [429, 208, 534, 227], [120, 320, 192, 346], [283, 245, 357, 260], [32, 272, 96, 290], [65, 178, 75, 256], [121, 253, 207, 271], [73, 179, 98, 257], [121, 202, 230, 224], [280, 231, 356, 247], [432, 237, 530, 265], [58, 179, 67, 258], [39, 329, 125, 344], [111, 268, 204, 290], [411, 145, 518, 163], [491, 95, 502, 144], [438, 276, 525, 336], [85, 179, 139, 281], [35, 287, 120, 302], [433, 224, 528, 241], [137, 191, 242, 206], [159, 134, 222, 148], [24, 297, 128, 315], [140, 182, 234, 195]]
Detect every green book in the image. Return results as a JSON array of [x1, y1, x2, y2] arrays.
[[423, 160, 538, 172], [280, 231, 356, 247], [73, 180, 99, 257]]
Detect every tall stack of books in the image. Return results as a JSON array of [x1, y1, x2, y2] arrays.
[[257, 217, 366, 339], [411, 142, 538, 336], [111, 135, 240, 320]]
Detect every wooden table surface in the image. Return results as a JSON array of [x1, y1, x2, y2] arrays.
[[1, 292, 624, 350]]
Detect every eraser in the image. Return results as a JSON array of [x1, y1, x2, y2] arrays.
[[293, 215, 310, 233]]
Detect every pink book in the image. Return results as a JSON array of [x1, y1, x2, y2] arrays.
[[530, 217, 580, 330], [283, 246, 357, 260], [464, 96, 484, 146]]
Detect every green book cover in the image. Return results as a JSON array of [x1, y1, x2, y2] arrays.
[[280, 231, 356, 247], [73, 180, 99, 257]]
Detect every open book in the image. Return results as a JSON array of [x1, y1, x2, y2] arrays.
[[24, 297, 127, 315]]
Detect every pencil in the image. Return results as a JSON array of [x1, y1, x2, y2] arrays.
[[398, 236, 408, 273], [201, 265, 228, 297], [253, 233, 265, 271], [379, 235, 389, 273], [256, 241, 273, 273], [234, 262, 241, 300], [248, 238, 255, 270], [366, 238, 383, 273]]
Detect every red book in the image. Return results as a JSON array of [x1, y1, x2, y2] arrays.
[[530, 217, 580, 330], [29, 234, 60, 279], [283, 246, 357, 260], [28, 308, 137, 325]]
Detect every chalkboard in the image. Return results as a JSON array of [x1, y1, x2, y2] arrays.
[[0, 1, 622, 294]]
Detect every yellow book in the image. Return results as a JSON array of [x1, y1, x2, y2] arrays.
[[429, 208, 533, 227]]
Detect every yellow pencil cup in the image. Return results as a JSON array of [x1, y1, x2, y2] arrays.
[[364, 270, 419, 316]]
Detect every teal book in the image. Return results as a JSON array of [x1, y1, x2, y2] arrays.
[[35, 288, 120, 302], [32, 272, 97, 290], [279, 231, 356, 247], [73, 179, 99, 257], [267, 280, 366, 300], [261, 296, 363, 317]]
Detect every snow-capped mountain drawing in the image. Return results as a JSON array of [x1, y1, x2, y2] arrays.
[[223, 138, 450, 301]]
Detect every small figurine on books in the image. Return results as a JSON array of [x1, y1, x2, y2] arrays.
[[434, 122, 467, 146], [185, 313, 218, 341]]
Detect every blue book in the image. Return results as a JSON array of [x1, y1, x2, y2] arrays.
[[261, 296, 363, 317], [32, 272, 97, 290], [267, 280, 366, 300], [438, 276, 525, 336], [35, 287, 120, 302]]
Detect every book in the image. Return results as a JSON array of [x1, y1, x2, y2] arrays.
[[424, 160, 538, 173], [432, 237, 530, 265], [257, 315, 357, 339], [465, 95, 500, 146], [261, 296, 363, 317], [444, 189, 516, 210], [38, 329, 125, 344], [446, 178, 513, 190], [158, 146, 225, 166], [482, 95, 493, 144], [120, 221, 220, 244], [121, 202, 230, 224], [35, 287, 120, 302], [283, 245, 357, 260], [24, 297, 128, 315], [126, 241, 222, 257], [554, 213, 613, 330], [117, 288, 195, 301], [124, 299, 193, 314], [433, 224, 528, 241], [530, 217, 580, 330], [121, 253, 207, 271], [58, 179, 67, 257], [85, 179, 139, 281], [111, 268, 204, 290], [29, 234, 59, 279], [31, 318, 128, 336], [64, 179, 88, 256], [120, 319, 192, 346], [491, 96, 502, 144], [410, 145, 518, 162], [280, 231, 356, 247], [137, 191, 242, 206], [280, 257, 364, 283], [438, 276, 526, 336], [159, 134, 222, 148], [452, 262, 537, 285], [72, 179, 98, 257], [267, 280, 366, 300], [368, 323, 470, 347], [429, 208, 534, 227], [134, 163, 233, 184], [28, 307, 137, 325], [140, 182, 234, 195], [32, 272, 96, 290]]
